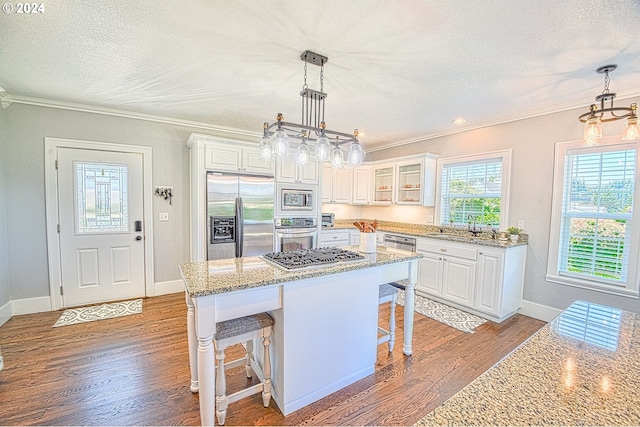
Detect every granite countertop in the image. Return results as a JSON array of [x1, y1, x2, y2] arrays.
[[325, 219, 528, 248], [180, 246, 422, 297], [416, 300, 640, 426]]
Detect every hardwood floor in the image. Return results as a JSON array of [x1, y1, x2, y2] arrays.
[[0, 292, 545, 426]]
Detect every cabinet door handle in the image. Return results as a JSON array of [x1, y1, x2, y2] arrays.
[[440, 248, 447, 252], [479, 251, 483, 255]]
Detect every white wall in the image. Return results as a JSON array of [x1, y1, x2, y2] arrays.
[[367, 100, 640, 314], [1, 102, 246, 302], [0, 105, 10, 310]]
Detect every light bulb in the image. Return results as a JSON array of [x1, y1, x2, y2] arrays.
[[347, 141, 365, 165], [314, 135, 331, 162], [622, 116, 639, 141], [295, 141, 310, 166], [331, 146, 344, 169], [258, 136, 272, 160], [273, 129, 289, 156]]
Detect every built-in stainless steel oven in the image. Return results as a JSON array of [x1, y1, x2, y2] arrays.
[[275, 217, 318, 252]]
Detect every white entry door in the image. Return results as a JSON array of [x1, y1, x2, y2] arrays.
[[57, 147, 146, 307]]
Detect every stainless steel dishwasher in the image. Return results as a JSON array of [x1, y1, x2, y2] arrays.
[[383, 234, 416, 252]]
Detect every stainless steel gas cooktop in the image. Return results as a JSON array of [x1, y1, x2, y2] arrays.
[[262, 247, 365, 271]]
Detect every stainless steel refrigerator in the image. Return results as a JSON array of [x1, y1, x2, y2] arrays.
[[207, 172, 275, 260]]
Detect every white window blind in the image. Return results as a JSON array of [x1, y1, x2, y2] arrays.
[[440, 158, 503, 226], [558, 147, 636, 284]]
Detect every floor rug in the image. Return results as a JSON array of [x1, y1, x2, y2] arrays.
[[53, 299, 142, 327], [396, 289, 486, 333]]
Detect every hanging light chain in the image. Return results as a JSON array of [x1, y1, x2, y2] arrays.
[[602, 69, 611, 95]]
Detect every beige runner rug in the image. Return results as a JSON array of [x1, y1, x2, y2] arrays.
[[53, 299, 142, 327], [396, 290, 486, 333]]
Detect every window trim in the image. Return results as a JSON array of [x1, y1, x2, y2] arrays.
[[546, 136, 640, 298], [435, 149, 512, 228]]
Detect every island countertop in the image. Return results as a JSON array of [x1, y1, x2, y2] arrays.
[[180, 246, 422, 297], [416, 300, 640, 426]]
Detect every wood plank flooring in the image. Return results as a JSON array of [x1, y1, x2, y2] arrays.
[[0, 292, 545, 426]]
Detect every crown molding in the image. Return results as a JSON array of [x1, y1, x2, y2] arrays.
[[7, 94, 262, 140], [366, 91, 640, 154]]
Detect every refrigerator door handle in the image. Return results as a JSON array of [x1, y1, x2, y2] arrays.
[[236, 196, 244, 257]]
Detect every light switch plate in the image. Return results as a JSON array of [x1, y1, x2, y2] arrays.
[[159, 212, 169, 222], [517, 220, 525, 230]]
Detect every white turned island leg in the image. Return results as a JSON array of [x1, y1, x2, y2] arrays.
[[185, 292, 199, 393], [403, 282, 415, 356]]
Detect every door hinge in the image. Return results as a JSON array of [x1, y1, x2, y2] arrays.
[[60, 286, 63, 296], [55, 160, 58, 170]]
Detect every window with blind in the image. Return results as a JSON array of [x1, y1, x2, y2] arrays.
[[547, 138, 640, 297], [436, 150, 511, 228]]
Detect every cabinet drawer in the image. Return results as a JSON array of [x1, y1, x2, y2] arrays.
[[418, 240, 478, 260]]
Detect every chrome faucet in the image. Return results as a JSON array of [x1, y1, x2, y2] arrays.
[[467, 214, 482, 236]]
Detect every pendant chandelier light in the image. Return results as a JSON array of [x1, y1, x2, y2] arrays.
[[258, 50, 364, 167], [578, 64, 638, 146]]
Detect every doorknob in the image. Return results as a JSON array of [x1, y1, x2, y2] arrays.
[[135, 236, 142, 241]]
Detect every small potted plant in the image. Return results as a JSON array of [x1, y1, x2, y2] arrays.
[[506, 226, 521, 243]]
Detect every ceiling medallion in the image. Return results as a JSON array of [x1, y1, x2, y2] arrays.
[[258, 50, 364, 168]]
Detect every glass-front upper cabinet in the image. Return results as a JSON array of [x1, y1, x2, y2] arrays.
[[397, 161, 424, 205], [373, 164, 395, 204]]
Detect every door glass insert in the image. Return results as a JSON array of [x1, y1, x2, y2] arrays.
[[75, 162, 129, 234]]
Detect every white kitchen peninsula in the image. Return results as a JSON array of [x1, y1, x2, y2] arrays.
[[180, 247, 421, 426]]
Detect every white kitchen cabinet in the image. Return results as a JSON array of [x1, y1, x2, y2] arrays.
[[275, 158, 318, 184], [396, 155, 437, 206], [351, 166, 371, 205], [205, 141, 274, 174], [473, 245, 527, 320], [319, 229, 350, 247], [321, 164, 353, 203], [441, 256, 476, 307], [416, 237, 526, 322], [372, 163, 395, 205], [416, 239, 476, 307], [371, 155, 437, 206]]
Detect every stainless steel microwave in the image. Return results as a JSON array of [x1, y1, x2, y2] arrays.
[[280, 188, 313, 211]]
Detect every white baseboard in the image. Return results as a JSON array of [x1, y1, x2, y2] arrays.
[[0, 300, 12, 327], [12, 296, 52, 316], [519, 299, 562, 322], [154, 280, 184, 296]]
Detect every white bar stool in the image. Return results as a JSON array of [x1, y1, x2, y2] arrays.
[[213, 312, 274, 425], [378, 283, 399, 352]]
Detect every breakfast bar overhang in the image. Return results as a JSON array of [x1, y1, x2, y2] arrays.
[[180, 247, 422, 426]]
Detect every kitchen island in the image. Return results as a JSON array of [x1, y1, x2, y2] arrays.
[[416, 300, 640, 426], [180, 246, 422, 426]]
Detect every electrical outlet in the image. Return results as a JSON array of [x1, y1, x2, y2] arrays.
[[427, 215, 434, 223], [517, 220, 525, 230], [159, 212, 169, 222]]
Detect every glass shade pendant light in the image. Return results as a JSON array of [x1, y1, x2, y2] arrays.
[[295, 134, 311, 166], [346, 129, 364, 165], [258, 122, 273, 160], [314, 122, 331, 162], [331, 144, 344, 169], [579, 65, 638, 145], [272, 113, 289, 157], [583, 115, 602, 147], [622, 104, 639, 141], [259, 51, 363, 168]]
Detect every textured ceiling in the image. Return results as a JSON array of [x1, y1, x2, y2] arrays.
[[1, 0, 640, 152]]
